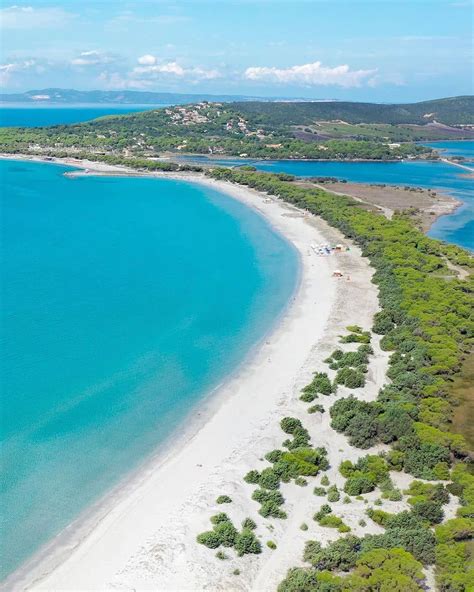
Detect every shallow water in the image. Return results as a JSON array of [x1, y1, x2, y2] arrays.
[[0, 159, 298, 578]]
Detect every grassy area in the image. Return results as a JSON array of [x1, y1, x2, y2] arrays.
[[298, 122, 473, 142], [451, 352, 474, 452]]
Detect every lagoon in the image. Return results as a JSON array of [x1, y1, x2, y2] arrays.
[[0, 159, 298, 578], [177, 146, 474, 251]]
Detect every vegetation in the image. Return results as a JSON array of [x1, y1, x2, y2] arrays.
[[197, 513, 261, 557], [279, 548, 426, 591], [216, 495, 232, 504], [0, 98, 445, 162], [233, 96, 474, 127], [300, 372, 334, 402], [313, 504, 351, 533], [203, 167, 472, 588]]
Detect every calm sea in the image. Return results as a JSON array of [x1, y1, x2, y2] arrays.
[[178, 144, 474, 251], [0, 105, 165, 127], [0, 159, 298, 578]]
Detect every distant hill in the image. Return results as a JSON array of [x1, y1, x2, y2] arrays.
[[232, 96, 474, 126], [2, 95, 472, 160], [0, 88, 267, 105]]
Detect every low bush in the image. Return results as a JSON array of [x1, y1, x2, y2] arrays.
[[412, 500, 444, 524], [244, 470, 260, 484], [234, 529, 262, 556], [303, 536, 361, 571], [216, 495, 232, 504], [197, 530, 221, 549], [300, 372, 334, 401], [335, 367, 365, 389], [267, 540, 277, 550], [327, 485, 340, 502], [242, 517, 257, 530]]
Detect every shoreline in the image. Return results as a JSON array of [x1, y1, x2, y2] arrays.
[[3, 155, 385, 591], [0, 152, 462, 233]]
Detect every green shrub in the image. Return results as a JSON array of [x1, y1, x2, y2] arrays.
[[244, 470, 260, 484], [258, 467, 281, 490], [327, 485, 340, 502], [321, 475, 330, 486], [215, 550, 228, 560], [234, 529, 262, 556], [280, 417, 303, 434], [335, 367, 365, 388], [303, 537, 360, 571], [412, 501, 444, 524], [216, 495, 232, 504], [242, 517, 257, 530], [313, 487, 326, 496], [267, 540, 277, 550], [313, 504, 332, 521], [308, 404, 325, 414], [318, 514, 351, 532], [367, 508, 392, 527], [197, 530, 221, 549], [265, 449, 283, 463], [344, 475, 375, 496], [210, 512, 231, 525], [213, 521, 238, 547], [301, 372, 334, 400]]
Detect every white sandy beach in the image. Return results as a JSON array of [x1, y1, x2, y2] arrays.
[[4, 155, 403, 591]]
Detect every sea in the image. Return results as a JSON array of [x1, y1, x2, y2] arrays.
[[0, 158, 298, 578], [0, 104, 163, 127], [0, 107, 472, 580]]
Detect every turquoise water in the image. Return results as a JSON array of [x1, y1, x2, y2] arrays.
[[424, 140, 474, 164], [0, 159, 298, 578], [177, 145, 474, 251], [0, 105, 163, 127]]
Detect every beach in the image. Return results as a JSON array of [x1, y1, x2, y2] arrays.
[[5, 156, 396, 591]]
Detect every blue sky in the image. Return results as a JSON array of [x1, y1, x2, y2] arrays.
[[0, 0, 472, 101]]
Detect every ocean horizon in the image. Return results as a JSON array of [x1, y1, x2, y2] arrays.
[[0, 159, 299, 579]]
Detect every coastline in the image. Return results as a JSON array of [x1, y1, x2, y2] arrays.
[[3, 155, 388, 591]]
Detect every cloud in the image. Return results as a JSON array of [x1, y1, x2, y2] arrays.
[[98, 71, 153, 90], [244, 60, 376, 88], [137, 54, 157, 66], [0, 5, 75, 29], [132, 57, 221, 81], [71, 50, 117, 67], [0, 58, 37, 85], [106, 12, 190, 30]]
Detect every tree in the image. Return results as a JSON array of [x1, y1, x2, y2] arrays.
[[345, 548, 425, 592]]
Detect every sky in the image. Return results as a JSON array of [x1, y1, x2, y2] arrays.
[[0, 0, 473, 102]]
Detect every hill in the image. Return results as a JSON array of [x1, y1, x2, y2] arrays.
[[1, 96, 472, 160], [232, 96, 474, 126], [0, 88, 265, 105]]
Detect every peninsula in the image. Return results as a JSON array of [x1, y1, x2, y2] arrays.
[[3, 149, 473, 592]]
